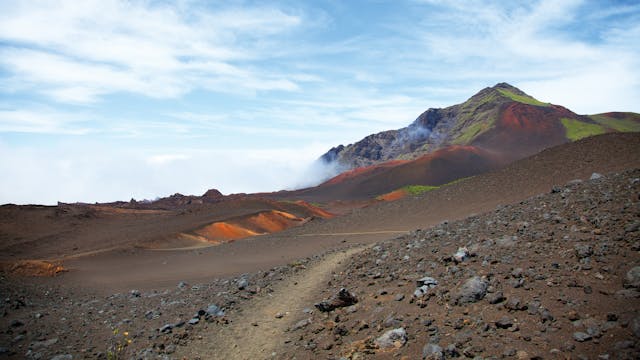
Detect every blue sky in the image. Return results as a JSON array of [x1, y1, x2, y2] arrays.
[[1, 0, 639, 204]]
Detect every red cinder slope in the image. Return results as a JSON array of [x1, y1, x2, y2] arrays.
[[471, 103, 575, 158], [294, 145, 504, 201]]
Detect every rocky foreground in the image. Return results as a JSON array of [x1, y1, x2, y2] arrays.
[[1, 168, 640, 359], [276, 169, 640, 359]]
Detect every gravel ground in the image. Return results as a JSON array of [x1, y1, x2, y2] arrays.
[[1, 168, 639, 360]]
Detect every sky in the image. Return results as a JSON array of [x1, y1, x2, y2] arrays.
[[1, 0, 639, 205]]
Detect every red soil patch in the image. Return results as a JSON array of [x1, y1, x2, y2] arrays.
[[1, 260, 66, 277], [293, 200, 335, 219], [471, 103, 572, 159], [377, 189, 408, 201]]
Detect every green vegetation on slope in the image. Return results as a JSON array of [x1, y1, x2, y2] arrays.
[[452, 121, 491, 145], [403, 184, 439, 196], [561, 118, 606, 141], [378, 177, 474, 200], [497, 88, 549, 107], [589, 113, 640, 132]]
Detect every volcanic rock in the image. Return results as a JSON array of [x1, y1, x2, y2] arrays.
[[315, 288, 358, 312], [375, 327, 407, 349], [454, 276, 488, 304]]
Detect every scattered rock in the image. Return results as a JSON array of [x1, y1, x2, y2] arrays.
[[159, 324, 174, 333], [375, 327, 407, 349], [453, 247, 470, 263], [625, 221, 640, 233], [590, 172, 604, 180], [414, 276, 438, 299], [422, 343, 444, 360], [454, 276, 488, 304], [291, 318, 312, 331], [237, 278, 249, 290], [315, 288, 358, 312], [495, 316, 514, 329], [50, 355, 73, 360], [574, 243, 593, 259], [487, 291, 505, 304], [573, 332, 592, 342], [624, 266, 640, 288], [206, 304, 225, 317]]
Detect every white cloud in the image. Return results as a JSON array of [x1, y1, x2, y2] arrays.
[[147, 154, 190, 166], [0, 0, 303, 103], [0, 108, 91, 134], [0, 142, 336, 205]]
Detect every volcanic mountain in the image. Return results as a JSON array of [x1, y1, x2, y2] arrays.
[[310, 83, 640, 200]]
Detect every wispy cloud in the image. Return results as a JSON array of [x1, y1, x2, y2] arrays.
[[0, 107, 91, 134], [0, 0, 303, 103]]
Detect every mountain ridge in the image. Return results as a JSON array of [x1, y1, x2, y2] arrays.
[[320, 82, 640, 171]]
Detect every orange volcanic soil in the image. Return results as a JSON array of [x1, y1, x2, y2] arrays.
[[188, 207, 332, 244], [376, 188, 408, 201], [0, 260, 66, 277]]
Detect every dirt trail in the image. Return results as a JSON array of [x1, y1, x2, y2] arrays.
[[175, 246, 366, 359]]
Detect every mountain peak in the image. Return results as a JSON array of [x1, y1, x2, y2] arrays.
[[492, 82, 519, 91]]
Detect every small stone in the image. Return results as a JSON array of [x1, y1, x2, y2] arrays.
[[573, 332, 592, 342], [624, 266, 640, 288], [625, 221, 640, 233], [30, 338, 58, 349], [275, 312, 285, 319], [453, 247, 470, 263], [375, 328, 407, 349], [487, 291, 505, 304], [315, 288, 358, 312], [590, 172, 603, 180], [394, 294, 405, 301], [495, 316, 514, 329], [177, 281, 189, 290], [206, 304, 225, 317], [188, 318, 199, 325], [455, 276, 488, 305], [574, 244, 593, 259], [631, 317, 640, 338], [130, 289, 141, 297], [422, 343, 444, 360], [505, 297, 527, 311], [50, 355, 73, 360], [291, 318, 312, 331], [237, 278, 249, 290], [159, 324, 173, 333]]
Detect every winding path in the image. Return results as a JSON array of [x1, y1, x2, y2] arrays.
[[175, 246, 365, 359]]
